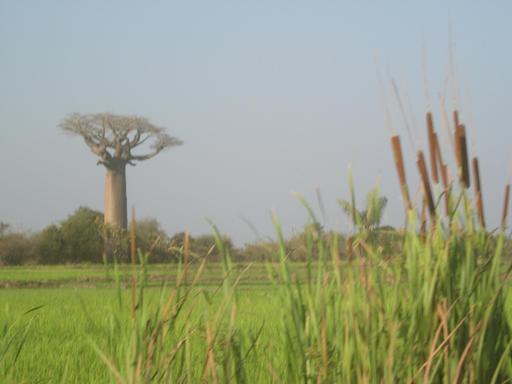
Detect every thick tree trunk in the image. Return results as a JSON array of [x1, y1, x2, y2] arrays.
[[104, 164, 127, 229]]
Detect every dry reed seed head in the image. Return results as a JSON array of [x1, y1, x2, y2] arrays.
[[472, 158, 482, 193], [426, 112, 439, 184], [454, 124, 463, 181], [453, 110, 460, 130], [454, 124, 470, 188], [391, 135, 412, 210], [458, 124, 471, 188], [417, 150, 436, 219], [472, 158, 485, 228], [501, 184, 511, 229]]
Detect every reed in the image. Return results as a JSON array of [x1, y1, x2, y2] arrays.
[[426, 111, 439, 184], [417, 149, 436, 218], [472, 157, 485, 228], [455, 124, 471, 188], [391, 135, 412, 210], [453, 109, 460, 129]]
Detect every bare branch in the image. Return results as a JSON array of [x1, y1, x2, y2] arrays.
[[129, 134, 183, 162], [59, 112, 182, 167]]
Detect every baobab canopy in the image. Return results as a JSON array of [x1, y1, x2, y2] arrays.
[[59, 113, 182, 168], [59, 112, 182, 229]]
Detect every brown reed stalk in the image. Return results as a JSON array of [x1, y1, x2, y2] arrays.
[[391, 135, 412, 210], [453, 109, 460, 129], [458, 124, 471, 188], [454, 124, 462, 177], [471, 157, 485, 228], [454, 123, 470, 188], [501, 184, 511, 230], [417, 150, 436, 218], [439, 163, 448, 189], [426, 112, 439, 184]]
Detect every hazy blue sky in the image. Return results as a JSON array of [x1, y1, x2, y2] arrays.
[[1, 1, 511, 244]]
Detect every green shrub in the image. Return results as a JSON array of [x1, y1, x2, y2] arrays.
[[0, 232, 37, 265], [169, 232, 235, 262], [37, 207, 103, 264], [36, 224, 64, 264], [132, 218, 171, 262]]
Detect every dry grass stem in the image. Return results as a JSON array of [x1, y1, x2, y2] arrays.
[[391, 135, 412, 210], [426, 112, 439, 184], [417, 150, 436, 218]]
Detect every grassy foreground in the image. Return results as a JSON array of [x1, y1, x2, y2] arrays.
[[0, 285, 283, 383], [1, 215, 512, 383]]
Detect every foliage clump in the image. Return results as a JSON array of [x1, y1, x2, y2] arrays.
[[37, 207, 104, 264]]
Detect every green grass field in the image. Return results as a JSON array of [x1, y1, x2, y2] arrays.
[[1, 283, 283, 383], [0, 263, 281, 287], [2, 246, 512, 383], [0, 261, 312, 383]]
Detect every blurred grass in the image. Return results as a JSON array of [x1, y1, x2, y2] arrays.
[[0, 285, 282, 383], [0, 262, 311, 287]]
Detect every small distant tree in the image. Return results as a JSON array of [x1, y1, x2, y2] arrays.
[[193, 234, 235, 262], [60, 207, 104, 263], [132, 218, 170, 262], [168, 232, 235, 262], [240, 240, 279, 262], [0, 230, 37, 265], [338, 187, 388, 240], [37, 207, 104, 264], [37, 225, 64, 264]]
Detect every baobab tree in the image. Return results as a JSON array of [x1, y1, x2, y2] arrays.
[[60, 113, 182, 229]]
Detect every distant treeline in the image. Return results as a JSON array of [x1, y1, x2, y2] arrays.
[[0, 206, 405, 265]]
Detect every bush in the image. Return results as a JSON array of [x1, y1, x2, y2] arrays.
[[132, 218, 171, 262], [282, 226, 346, 262], [60, 207, 104, 263], [37, 225, 64, 264], [168, 232, 235, 262], [0, 232, 37, 265], [239, 240, 279, 262], [36, 207, 104, 264]]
